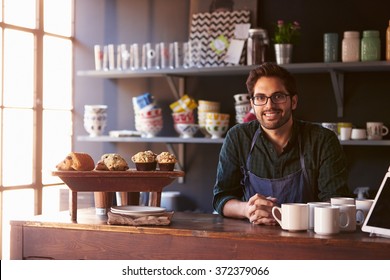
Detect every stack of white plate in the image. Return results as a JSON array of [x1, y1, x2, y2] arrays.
[[110, 206, 166, 217]]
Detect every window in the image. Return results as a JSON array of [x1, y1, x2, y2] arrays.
[[0, 0, 74, 259]]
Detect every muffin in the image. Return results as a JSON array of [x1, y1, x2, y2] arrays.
[[156, 152, 177, 171], [95, 153, 129, 171], [131, 150, 157, 171]]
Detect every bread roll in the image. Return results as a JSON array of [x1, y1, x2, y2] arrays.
[[56, 152, 95, 171], [95, 153, 129, 171]]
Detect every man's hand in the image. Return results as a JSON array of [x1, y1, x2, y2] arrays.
[[246, 194, 277, 225]]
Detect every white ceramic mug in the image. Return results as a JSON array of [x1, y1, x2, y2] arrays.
[[351, 128, 367, 140], [84, 105, 108, 137], [355, 199, 374, 224], [314, 205, 349, 235], [337, 204, 364, 232], [272, 203, 309, 231], [366, 122, 389, 140], [331, 197, 355, 205], [340, 127, 352, 140], [308, 202, 331, 230]]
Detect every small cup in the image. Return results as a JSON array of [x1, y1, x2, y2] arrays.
[[314, 205, 349, 235], [340, 127, 352, 140], [366, 122, 389, 140], [107, 44, 115, 70], [84, 105, 108, 137], [94, 192, 114, 215], [337, 122, 353, 137], [355, 199, 374, 224], [130, 43, 140, 70], [351, 128, 367, 140], [308, 202, 331, 230], [94, 45, 103, 70], [331, 197, 355, 205], [272, 203, 309, 231], [337, 204, 364, 232]]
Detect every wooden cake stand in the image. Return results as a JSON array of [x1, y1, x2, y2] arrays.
[[52, 169, 185, 222]]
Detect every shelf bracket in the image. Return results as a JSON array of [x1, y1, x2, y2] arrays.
[[329, 70, 344, 118], [166, 143, 185, 184], [165, 76, 185, 100]]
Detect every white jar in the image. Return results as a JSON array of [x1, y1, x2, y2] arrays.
[[342, 31, 360, 62]]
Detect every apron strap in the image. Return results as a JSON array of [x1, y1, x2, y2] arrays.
[[246, 128, 261, 170]]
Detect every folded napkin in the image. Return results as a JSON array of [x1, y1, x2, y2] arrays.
[[107, 211, 174, 226]]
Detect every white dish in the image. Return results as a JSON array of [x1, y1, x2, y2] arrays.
[[110, 206, 166, 216]]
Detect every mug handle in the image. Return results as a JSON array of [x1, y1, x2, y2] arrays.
[[356, 209, 365, 226], [271, 206, 282, 226], [382, 125, 389, 136], [339, 211, 350, 229]]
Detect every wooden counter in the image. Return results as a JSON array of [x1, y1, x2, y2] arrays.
[[10, 208, 390, 260]]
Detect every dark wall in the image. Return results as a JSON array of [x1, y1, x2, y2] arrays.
[[74, 0, 390, 213]]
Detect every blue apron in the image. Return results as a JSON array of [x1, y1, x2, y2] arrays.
[[241, 128, 313, 205]]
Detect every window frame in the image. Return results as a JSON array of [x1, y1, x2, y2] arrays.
[[0, 0, 75, 259]]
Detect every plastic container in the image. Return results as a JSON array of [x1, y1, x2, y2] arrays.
[[342, 31, 360, 62], [361, 30, 381, 61]]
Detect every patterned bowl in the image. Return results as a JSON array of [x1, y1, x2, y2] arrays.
[[174, 123, 199, 138]]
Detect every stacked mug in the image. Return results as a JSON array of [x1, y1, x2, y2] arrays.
[[233, 93, 252, 124], [170, 95, 198, 138], [197, 100, 221, 138], [132, 93, 163, 138], [84, 105, 108, 137]]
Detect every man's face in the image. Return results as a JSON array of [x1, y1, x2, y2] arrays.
[[251, 76, 297, 130]]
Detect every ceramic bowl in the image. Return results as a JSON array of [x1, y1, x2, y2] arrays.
[[206, 112, 230, 121], [139, 116, 163, 138], [235, 103, 251, 115], [84, 105, 107, 114], [198, 100, 220, 112], [172, 111, 195, 124], [199, 126, 212, 138], [205, 122, 229, 139], [174, 123, 199, 138], [233, 93, 251, 105], [139, 108, 162, 119]]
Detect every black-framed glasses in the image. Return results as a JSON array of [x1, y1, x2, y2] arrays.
[[251, 92, 290, 106]]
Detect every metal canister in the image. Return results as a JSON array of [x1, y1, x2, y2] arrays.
[[247, 28, 269, 65]]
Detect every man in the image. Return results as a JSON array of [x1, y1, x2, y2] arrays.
[[213, 62, 351, 225]]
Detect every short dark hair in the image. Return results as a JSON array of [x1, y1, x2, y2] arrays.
[[246, 62, 298, 97]]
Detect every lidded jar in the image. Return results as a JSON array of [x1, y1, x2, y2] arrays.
[[247, 28, 269, 65], [342, 31, 360, 62], [361, 30, 381, 61]]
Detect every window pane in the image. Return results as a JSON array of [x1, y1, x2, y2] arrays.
[[43, 36, 73, 109], [2, 109, 33, 186], [44, 0, 73, 37], [42, 110, 72, 184], [2, 189, 35, 260], [4, 0, 36, 29], [3, 29, 34, 108]]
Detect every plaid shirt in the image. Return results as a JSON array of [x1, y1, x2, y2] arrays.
[[212, 119, 351, 215]]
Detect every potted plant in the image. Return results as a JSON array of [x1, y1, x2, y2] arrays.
[[273, 20, 300, 64]]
